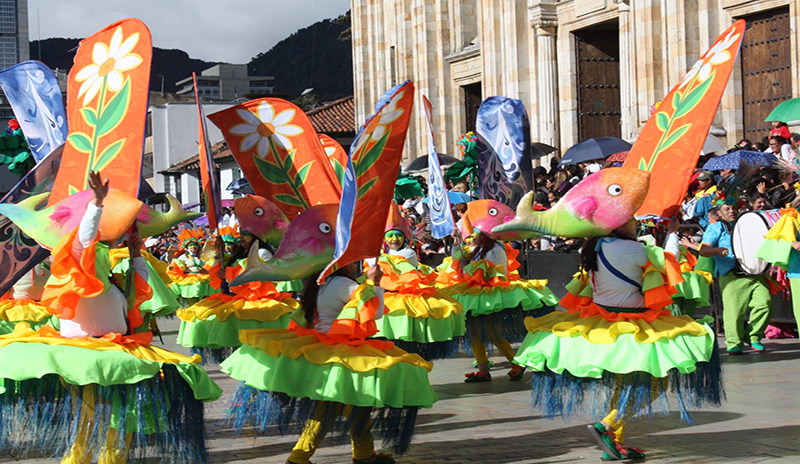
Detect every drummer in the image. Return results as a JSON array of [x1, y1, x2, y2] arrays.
[[699, 199, 772, 355]]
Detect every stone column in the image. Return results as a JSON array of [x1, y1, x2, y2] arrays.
[[618, 0, 637, 141], [530, 1, 559, 148]]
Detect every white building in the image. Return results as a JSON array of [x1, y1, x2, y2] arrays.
[[148, 101, 235, 203], [176, 64, 274, 101]]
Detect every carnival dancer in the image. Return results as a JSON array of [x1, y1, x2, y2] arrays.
[[437, 200, 559, 383], [221, 204, 437, 464], [176, 221, 299, 364], [0, 172, 222, 463], [0, 261, 54, 334], [167, 226, 217, 306], [700, 193, 772, 354], [372, 203, 465, 360], [494, 167, 723, 461]]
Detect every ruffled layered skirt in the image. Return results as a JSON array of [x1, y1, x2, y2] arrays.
[[221, 327, 437, 454], [374, 290, 466, 360], [177, 293, 297, 364], [513, 303, 722, 422], [0, 323, 222, 463]]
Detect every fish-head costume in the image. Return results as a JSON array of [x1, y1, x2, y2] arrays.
[[0, 188, 221, 463], [493, 167, 650, 239], [497, 167, 722, 441]]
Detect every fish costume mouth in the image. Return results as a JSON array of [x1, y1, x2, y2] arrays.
[[492, 167, 650, 239]]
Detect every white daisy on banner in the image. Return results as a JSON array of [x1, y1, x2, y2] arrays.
[[229, 101, 304, 159], [74, 27, 142, 105]]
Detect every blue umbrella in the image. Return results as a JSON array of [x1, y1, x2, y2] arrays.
[[702, 150, 778, 171], [558, 137, 632, 166], [422, 191, 472, 205]]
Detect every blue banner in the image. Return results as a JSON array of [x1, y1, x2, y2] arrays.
[[0, 61, 68, 163], [423, 95, 454, 239], [475, 97, 533, 209]]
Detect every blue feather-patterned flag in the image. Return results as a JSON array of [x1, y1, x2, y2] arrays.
[[422, 95, 454, 239], [475, 97, 533, 209], [0, 61, 68, 163]]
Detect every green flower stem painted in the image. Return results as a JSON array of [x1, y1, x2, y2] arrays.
[[640, 68, 704, 172], [267, 136, 309, 209], [86, 76, 109, 180]]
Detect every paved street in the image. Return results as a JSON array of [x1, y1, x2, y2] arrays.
[[4, 317, 800, 463]]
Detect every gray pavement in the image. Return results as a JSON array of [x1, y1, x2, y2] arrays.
[[3, 316, 800, 463]]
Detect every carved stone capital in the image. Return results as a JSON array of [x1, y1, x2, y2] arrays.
[[529, 0, 558, 30]]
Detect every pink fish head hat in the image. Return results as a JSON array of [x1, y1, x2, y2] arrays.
[[461, 200, 516, 240], [561, 167, 650, 231]]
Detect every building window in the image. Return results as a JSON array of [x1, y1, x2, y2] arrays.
[[390, 46, 397, 86], [142, 153, 153, 178]]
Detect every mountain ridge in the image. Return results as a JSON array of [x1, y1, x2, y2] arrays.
[[29, 12, 352, 101]]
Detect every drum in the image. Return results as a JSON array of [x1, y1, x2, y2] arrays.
[[731, 210, 782, 275]]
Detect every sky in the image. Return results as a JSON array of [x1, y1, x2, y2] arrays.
[[27, 0, 351, 63]]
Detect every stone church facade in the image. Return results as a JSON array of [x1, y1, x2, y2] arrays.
[[350, 0, 797, 163]]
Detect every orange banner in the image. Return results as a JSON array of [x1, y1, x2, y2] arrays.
[[318, 133, 348, 186], [193, 73, 222, 230], [320, 81, 415, 282], [50, 18, 152, 205], [208, 98, 342, 218], [624, 20, 745, 219]]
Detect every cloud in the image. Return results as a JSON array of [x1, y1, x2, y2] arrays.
[[28, 0, 350, 63]]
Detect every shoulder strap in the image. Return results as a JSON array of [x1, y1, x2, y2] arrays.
[[597, 245, 642, 290]]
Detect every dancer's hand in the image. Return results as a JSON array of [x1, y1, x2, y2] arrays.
[[88, 171, 109, 207], [366, 264, 383, 283], [128, 229, 143, 258]]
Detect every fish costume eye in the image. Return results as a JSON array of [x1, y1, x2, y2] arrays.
[[254, 207, 264, 216], [607, 184, 622, 196], [488, 207, 498, 216], [319, 223, 332, 233]]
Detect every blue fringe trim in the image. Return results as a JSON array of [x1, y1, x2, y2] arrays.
[[191, 346, 236, 365], [0, 365, 208, 463], [530, 351, 724, 424], [466, 304, 555, 347], [227, 383, 419, 455]]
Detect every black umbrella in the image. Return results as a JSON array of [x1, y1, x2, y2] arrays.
[[225, 177, 255, 195], [530, 142, 557, 159], [403, 153, 460, 175], [558, 137, 632, 166]]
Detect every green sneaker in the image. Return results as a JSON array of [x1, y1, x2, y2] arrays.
[[727, 346, 743, 356], [751, 342, 765, 352], [587, 423, 621, 460]]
